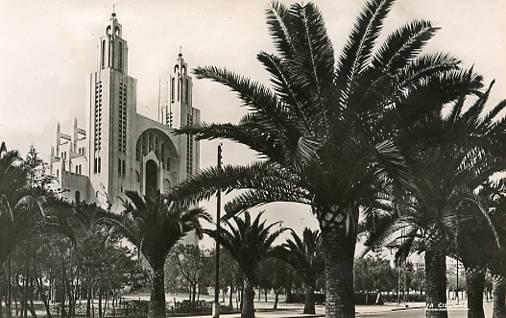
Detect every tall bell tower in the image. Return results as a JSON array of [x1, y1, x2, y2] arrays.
[[158, 51, 200, 179], [86, 12, 137, 208]]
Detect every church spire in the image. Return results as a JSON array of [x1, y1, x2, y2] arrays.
[[98, 11, 127, 73]]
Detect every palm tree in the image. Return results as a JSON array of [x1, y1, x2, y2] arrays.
[[206, 212, 285, 318], [275, 228, 323, 314], [0, 142, 44, 265], [475, 183, 506, 318], [362, 82, 506, 317], [105, 191, 210, 318], [171, 1, 473, 316]]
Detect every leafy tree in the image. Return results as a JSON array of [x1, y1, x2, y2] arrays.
[[206, 212, 285, 318], [275, 228, 323, 314], [105, 191, 210, 318], [354, 255, 397, 293], [171, 244, 211, 304], [171, 1, 471, 316], [256, 257, 291, 309]]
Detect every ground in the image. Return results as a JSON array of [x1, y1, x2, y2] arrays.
[[124, 292, 495, 317]]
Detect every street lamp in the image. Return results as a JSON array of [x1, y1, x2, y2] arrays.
[[213, 144, 223, 318]]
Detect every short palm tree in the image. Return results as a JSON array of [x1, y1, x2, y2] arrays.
[[0, 142, 43, 265], [172, 1, 473, 316], [106, 191, 210, 318], [275, 228, 323, 314], [206, 212, 286, 318], [474, 183, 506, 318]]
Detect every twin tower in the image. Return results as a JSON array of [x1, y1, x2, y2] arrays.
[[49, 12, 200, 213]]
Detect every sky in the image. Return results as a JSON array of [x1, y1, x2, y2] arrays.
[[1, 0, 505, 249]]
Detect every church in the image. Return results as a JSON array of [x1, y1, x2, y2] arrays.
[[48, 12, 200, 212]]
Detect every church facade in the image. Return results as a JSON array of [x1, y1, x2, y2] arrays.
[[48, 13, 200, 212]]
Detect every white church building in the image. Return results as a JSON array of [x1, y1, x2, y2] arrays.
[[48, 12, 200, 212]]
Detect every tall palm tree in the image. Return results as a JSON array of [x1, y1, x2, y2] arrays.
[[171, 1, 474, 316], [206, 212, 286, 318], [362, 82, 506, 317], [275, 228, 323, 314], [105, 191, 210, 318]]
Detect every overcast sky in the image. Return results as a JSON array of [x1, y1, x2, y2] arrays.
[[1, 0, 505, 247]]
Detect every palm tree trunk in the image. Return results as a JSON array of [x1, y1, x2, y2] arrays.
[[321, 225, 356, 318], [149, 263, 166, 318], [303, 284, 315, 314], [242, 277, 255, 318], [465, 266, 485, 318], [86, 287, 91, 317], [424, 248, 447, 318], [493, 274, 506, 318], [229, 286, 233, 308]]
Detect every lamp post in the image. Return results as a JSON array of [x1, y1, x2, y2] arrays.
[[213, 144, 223, 318]]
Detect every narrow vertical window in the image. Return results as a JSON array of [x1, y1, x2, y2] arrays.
[[101, 40, 105, 68], [177, 78, 180, 101], [171, 78, 175, 102], [185, 79, 189, 103], [118, 41, 123, 71], [109, 41, 114, 67]]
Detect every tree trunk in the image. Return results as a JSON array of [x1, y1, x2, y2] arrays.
[[321, 224, 356, 318], [273, 291, 279, 310], [149, 262, 166, 318], [493, 275, 506, 318], [242, 277, 255, 318], [7, 257, 12, 310], [303, 284, 316, 314], [86, 287, 91, 318], [425, 248, 447, 318], [229, 286, 233, 308], [465, 267, 485, 318], [240, 282, 244, 310]]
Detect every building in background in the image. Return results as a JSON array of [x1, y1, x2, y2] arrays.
[[48, 13, 200, 222]]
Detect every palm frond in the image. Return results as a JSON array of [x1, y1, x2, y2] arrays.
[[171, 161, 304, 206], [337, 0, 395, 108], [289, 2, 335, 124], [266, 1, 295, 58], [224, 188, 311, 218], [193, 66, 291, 128], [372, 19, 439, 73]]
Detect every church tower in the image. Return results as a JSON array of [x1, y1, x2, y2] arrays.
[[86, 12, 137, 208], [158, 51, 200, 179]]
